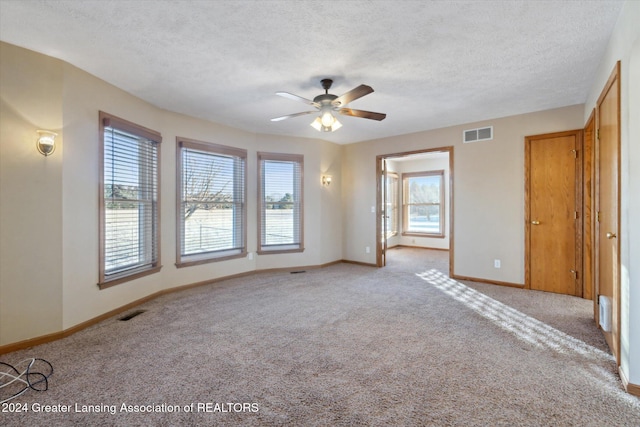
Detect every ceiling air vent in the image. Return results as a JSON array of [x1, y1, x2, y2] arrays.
[[463, 126, 493, 143]]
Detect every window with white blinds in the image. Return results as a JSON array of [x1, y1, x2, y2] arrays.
[[402, 170, 445, 237], [177, 139, 246, 266], [99, 112, 161, 288], [258, 152, 304, 253]]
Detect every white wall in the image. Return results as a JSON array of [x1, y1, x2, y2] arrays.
[[628, 35, 640, 390], [0, 44, 64, 344], [0, 42, 344, 345], [583, 0, 640, 388], [342, 106, 584, 284]]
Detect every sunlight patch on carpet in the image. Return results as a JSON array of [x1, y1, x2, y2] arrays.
[[416, 269, 611, 361], [415, 270, 640, 403]]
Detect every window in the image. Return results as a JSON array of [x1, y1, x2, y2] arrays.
[[99, 112, 161, 288], [258, 152, 304, 253], [176, 138, 246, 266], [402, 170, 445, 237], [384, 172, 399, 238]]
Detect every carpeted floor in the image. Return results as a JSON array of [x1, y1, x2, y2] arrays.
[[2, 248, 639, 426]]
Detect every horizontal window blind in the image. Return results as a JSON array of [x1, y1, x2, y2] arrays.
[[101, 113, 161, 284], [259, 153, 303, 252], [179, 141, 246, 263]]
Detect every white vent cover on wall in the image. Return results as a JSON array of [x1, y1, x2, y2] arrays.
[[463, 126, 493, 143], [599, 295, 612, 332]]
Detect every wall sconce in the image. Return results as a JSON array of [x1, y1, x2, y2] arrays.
[[322, 175, 332, 187], [36, 130, 57, 156]]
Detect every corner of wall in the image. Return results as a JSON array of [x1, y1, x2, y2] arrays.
[[0, 42, 65, 345]]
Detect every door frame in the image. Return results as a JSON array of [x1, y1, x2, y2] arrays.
[[375, 146, 454, 277], [583, 109, 596, 307], [524, 129, 584, 295], [594, 61, 621, 365], [381, 159, 388, 267]]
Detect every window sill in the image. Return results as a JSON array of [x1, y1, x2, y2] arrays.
[[402, 232, 446, 239], [176, 251, 247, 268], [98, 265, 162, 290], [257, 247, 304, 255]]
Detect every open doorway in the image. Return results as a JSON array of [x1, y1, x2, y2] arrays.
[[376, 147, 454, 276]]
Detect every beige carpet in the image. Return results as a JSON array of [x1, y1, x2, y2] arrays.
[[2, 248, 639, 426]]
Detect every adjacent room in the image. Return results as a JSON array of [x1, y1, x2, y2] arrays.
[[1, 1, 639, 425]]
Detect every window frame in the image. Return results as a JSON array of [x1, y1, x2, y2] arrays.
[[175, 137, 247, 267], [402, 170, 445, 238], [257, 152, 304, 254], [98, 111, 162, 289]]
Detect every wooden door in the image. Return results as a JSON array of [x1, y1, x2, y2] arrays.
[[596, 62, 620, 362], [526, 130, 582, 296]]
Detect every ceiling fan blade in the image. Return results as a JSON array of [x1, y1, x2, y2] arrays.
[[276, 92, 320, 107], [333, 84, 374, 106], [338, 108, 386, 121], [271, 111, 317, 122]]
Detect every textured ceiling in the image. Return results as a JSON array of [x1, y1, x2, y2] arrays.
[[0, 0, 624, 144]]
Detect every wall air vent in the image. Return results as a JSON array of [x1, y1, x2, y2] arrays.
[[463, 126, 493, 143]]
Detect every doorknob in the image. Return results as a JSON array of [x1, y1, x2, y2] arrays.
[[531, 220, 540, 225], [606, 232, 617, 239]]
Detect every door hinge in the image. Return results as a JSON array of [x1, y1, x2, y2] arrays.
[[574, 211, 579, 220], [597, 129, 600, 140], [597, 211, 601, 222]]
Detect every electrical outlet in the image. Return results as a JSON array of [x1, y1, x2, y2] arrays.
[[366, 246, 371, 254], [494, 259, 501, 268], [371, 206, 376, 213]]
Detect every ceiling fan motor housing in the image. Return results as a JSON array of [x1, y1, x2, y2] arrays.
[[313, 93, 338, 105]]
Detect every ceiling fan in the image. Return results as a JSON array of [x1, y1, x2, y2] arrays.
[[271, 78, 386, 132]]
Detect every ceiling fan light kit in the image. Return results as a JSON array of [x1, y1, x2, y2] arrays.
[[310, 115, 342, 132], [272, 78, 386, 132]]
